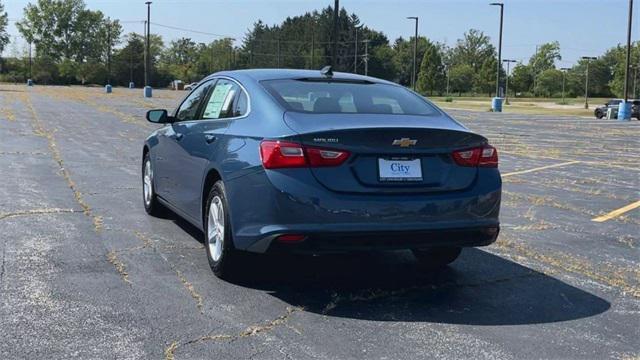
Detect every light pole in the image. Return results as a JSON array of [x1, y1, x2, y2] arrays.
[[407, 16, 418, 91], [581, 56, 597, 109], [619, 0, 634, 119], [354, 26, 363, 73], [490, 2, 504, 112], [502, 59, 516, 104], [363, 39, 370, 76], [445, 64, 450, 96], [560, 67, 570, 105], [144, 1, 152, 97]]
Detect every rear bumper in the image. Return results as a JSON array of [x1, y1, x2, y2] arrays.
[[262, 226, 499, 253], [225, 167, 501, 253]]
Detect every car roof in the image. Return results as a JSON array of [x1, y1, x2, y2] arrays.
[[205, 68, 398, 86]]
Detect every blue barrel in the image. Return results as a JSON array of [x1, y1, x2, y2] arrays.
[[27, 79, 33, 86], [144, 86, 153, 98], [492, 97, 503, 112], [129, 82, 135, 89], [617, 101, 631, 121], [105, 84, 112, 94]]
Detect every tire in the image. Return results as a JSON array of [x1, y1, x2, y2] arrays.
[[412, 247, 462, 269], [204, 180, 238, 279], [594, 110, 604, 119], [142, 153, 164, 216]]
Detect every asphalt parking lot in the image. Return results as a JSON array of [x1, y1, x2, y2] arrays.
[[0, 84, 638, 359]]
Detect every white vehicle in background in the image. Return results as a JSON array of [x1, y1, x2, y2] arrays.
[[184, 82, 199, 91]]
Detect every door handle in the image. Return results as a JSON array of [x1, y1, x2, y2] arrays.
[[175, 133, 184, 141], [204, 134, 217, 144]]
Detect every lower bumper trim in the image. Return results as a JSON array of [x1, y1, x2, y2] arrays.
[[266, 226, 499, 253]]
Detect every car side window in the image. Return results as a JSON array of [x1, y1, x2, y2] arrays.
[[202, 79, 241, 120], [233, 91, 248, 117], [175, 80, 214, 121]]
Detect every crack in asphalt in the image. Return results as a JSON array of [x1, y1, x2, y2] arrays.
[[21, 93, 104, 232], [106, 250, 131, 285], [163, 306, 303, 360], [132, 231, 205, 313], [0, 208, 80, 221]]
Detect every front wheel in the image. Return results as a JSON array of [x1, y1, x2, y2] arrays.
[[142, 153, 164, 216], [412, 247, 462, 269], [204, 181, 238, 279]]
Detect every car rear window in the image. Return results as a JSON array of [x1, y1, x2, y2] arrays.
[[261, 79, 439, 116]]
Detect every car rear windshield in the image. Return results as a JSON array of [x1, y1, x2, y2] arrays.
[[262, 79, 440, 115]]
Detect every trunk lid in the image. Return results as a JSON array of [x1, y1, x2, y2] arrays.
[[284, 112, 487, 194]]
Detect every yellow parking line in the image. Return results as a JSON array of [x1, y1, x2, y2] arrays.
[[502, 161, 581, 177], [592, 200, 640, 222]]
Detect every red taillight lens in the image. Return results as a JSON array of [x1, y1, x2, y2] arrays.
[[306, 147, 350, 167], [260, 141, 307, 169], [478, 145, 498, 167], [452, 145, 498, 168], [260, 141, 350, 169]]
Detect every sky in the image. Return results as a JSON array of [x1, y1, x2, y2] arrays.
[[2, 0, 638, 66]]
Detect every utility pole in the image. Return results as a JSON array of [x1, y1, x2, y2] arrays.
[[354, 26, 359, 73], [620, 0, 634, 119], [633, 65, 638, 99], [332, 0, 339, 68], [106, 18, 111, 86], [490, 2, 504, 98], [502, 59, 516, 104], [144, 1, 152, 97], [277, 37, 281, 68], [445, 64, 450, 96], [533, 44, 538, 96], [28, 42, 32, 80], [560, 67, 570, 105], [581, 56, 597, 109], [311, 30, 315, 69], [363, 39, 370, 76], [406, 17, 418, 90]]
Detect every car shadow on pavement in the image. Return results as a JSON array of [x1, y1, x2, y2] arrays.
[[228, 249, 611, 326], [169, 216, 610, 325]]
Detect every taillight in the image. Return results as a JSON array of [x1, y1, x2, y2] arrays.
[[452, 145, 498, 168], [260, 140, 350, 169], [260, 141, 307, 169]]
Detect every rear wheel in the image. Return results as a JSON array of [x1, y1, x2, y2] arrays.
[[412, 247, 462, 269], [594, 109, 604, 119], [204, 181, 238, 279]]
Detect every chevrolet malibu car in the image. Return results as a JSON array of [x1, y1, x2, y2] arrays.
[[142, 68, 501, 278]]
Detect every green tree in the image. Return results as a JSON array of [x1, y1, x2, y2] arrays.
[[416, 40, 445, 95], [529, 41, 561, 72], [16, 0, 121, 63], [449, 64, 474, 96], [449, 29, 496, 73], [392, 36, 431, 86], [535, 68, 563, 97], [510, 64, 533, 95], [0, 0, 9, 71]]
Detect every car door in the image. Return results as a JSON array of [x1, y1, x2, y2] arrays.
[[171, 78, 245, 222], [157, 80, 215, 208]]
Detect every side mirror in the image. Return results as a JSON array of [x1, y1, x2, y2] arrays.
[[146, 109, 172, 123]]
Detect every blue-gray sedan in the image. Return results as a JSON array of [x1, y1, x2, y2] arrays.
[[142, 68, 501, 278]]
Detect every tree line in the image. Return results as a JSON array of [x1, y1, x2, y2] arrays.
[[0, 0, 637, 99]]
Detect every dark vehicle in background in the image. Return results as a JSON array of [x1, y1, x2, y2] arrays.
[[595, 99, 640, 119], [595, 99, 622, 119], [142, 69, 502, 279]]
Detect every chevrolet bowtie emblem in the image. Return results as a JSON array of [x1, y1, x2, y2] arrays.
[[392, 138, 418, 147]]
